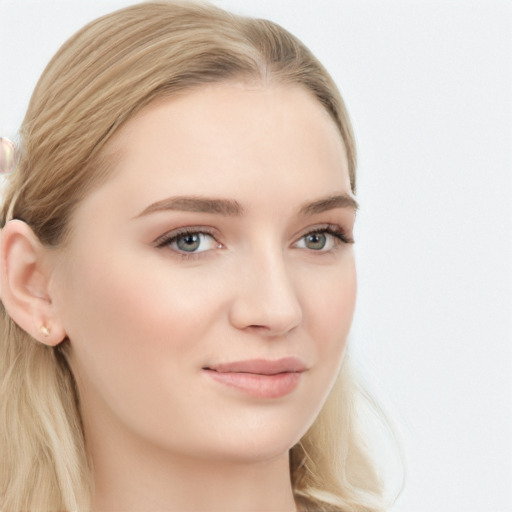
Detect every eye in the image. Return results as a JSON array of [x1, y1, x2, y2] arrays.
[[306, 233, 328, 250], [156, 230, 220, 254], [296, 232, 334, 251], [294, 226, 353, 252]]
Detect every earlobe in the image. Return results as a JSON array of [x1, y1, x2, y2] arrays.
[[0, 220, 67, 346]]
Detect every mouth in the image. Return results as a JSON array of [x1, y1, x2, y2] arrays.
[[202, 357, 307, 399]]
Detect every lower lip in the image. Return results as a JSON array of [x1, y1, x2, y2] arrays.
[[203, 370, 303, 399]]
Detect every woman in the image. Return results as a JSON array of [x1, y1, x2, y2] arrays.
[[0, 2, 387, 510]]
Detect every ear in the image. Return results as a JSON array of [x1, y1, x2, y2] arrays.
[[0, 220, 67, 346]]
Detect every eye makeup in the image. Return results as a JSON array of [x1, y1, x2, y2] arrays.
[[153, 221, 353, 262]]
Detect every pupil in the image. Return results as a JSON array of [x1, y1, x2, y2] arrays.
[[306, 233, 326, 250], [177, 234, 200, 252]]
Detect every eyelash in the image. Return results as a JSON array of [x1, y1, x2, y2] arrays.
[[154, 224, 353, 260]]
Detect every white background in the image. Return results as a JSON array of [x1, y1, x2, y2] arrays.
[[1, 1, 511, 511]]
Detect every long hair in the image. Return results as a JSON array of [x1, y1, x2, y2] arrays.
[[0, 2, 386, 510]]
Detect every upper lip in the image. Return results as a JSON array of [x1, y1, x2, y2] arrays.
[[204, 357, 307, 375]]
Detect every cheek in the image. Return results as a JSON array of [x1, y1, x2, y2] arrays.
[[60, 250, 217, 397], [299, 254, 356, 389], [302, 253, 357, 347], [59, 250, 229, 445], [64, 246, 213, 335]]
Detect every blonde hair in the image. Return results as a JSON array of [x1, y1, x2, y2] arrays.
[[1, 2, 387, 510]]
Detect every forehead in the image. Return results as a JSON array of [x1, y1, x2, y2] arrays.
[[76, 82, 352, 222]]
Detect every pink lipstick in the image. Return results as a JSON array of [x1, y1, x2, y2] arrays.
[[203, 357, 306, 399]]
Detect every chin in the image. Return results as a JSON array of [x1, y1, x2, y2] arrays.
[[188, 415, 314, 465], [201, 437, 299, 465]]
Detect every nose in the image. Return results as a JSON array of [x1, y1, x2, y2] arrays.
[[228, 250, 303, 337]]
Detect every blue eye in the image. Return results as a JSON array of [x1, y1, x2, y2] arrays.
[[175, 233, 202, 252], [296, 232, 335, 251], [157, 231, 219, 254], [303, 232, 328, 250], [295, 227, 352, 252]]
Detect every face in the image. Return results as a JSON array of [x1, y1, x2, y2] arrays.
[[52, 83, 357, 464]]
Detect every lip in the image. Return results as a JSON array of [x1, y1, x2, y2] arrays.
[[202, 357, 307, 399]]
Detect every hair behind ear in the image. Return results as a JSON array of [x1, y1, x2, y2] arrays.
[[0, 308, 91, 511]]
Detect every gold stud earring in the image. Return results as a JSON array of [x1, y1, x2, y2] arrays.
[[40, 325, 51, 337]]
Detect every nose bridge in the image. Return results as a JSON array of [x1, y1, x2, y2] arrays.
[[229, 241, 303, 336]]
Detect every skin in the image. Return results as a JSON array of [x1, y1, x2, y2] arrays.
[[3, 83, 357, 511]]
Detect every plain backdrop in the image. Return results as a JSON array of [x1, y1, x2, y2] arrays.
[[1, 1, 511, 511]]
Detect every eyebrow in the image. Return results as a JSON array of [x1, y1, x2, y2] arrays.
[[135, 193, 358, 218], [135, 196, 243, 217], [298, 194, 359, 215]]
